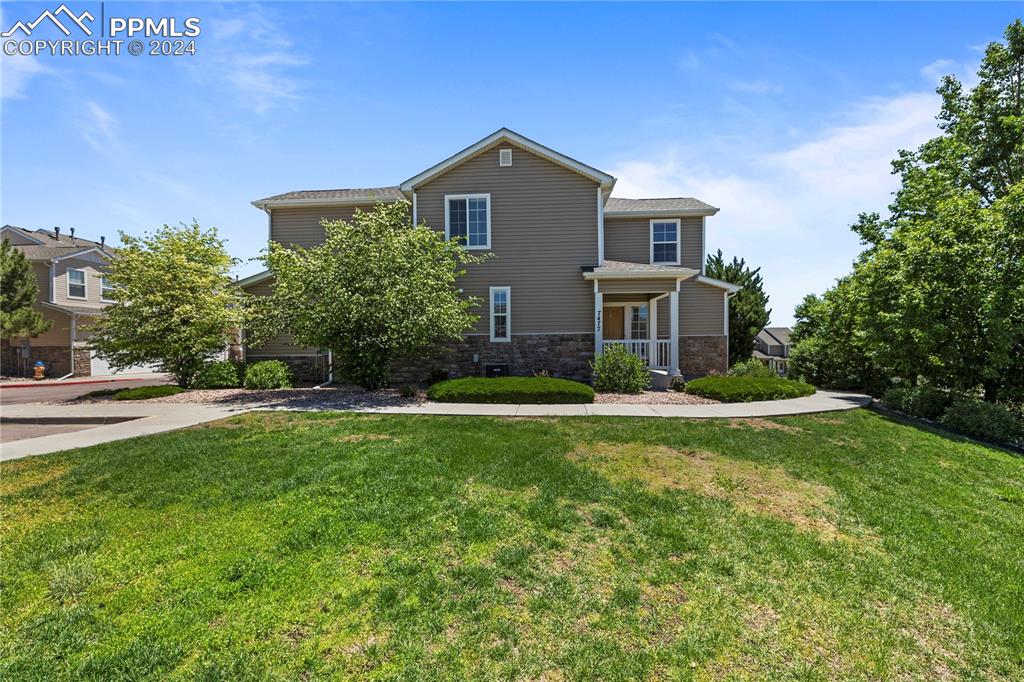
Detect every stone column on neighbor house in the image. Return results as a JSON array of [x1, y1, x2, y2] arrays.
[[669, 290, 680, 375], [593, 289, 603, 358]]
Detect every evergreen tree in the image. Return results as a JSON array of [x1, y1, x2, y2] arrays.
[[704, 250, 771, 364], [0, 238, 50, 339]]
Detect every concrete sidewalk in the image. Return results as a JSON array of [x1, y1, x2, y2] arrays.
[[1, 390, 870, 461]]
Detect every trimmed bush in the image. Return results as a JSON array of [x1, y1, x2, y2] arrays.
[[193, 360, 242, 389], [427, 376, 594, 404], [728, 358, 776, 378], [590, 344, 651, 394], [940, 400, 1023, 443], [243, 360, 293, 390], [684, 376, 816, 403], [112, 385, 184, 401], [882, 384, 951, 420]]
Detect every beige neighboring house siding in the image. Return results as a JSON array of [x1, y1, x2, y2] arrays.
[[604, 216, 704, 270], [598, 279, 677, 295], [270, 204, 389, 248], [29, 305, 73, 346], [51, 256, 110, 309], [242, 278, 321, 356], [415, 144, 599, 335], [32, 263, 50, 302]]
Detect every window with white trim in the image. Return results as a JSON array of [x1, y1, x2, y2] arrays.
[[446, 194, 490, 249], [629, 305, 649, 340], [101, 275, 115, 301], [490, 286, 510, 342], [68, 268, 86, 299], [650, 219, 680, 265]]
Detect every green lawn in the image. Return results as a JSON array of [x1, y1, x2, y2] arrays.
[[2, 410, 1022, 680]]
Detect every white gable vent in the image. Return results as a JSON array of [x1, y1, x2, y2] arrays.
[[499, 148, 512, 167]]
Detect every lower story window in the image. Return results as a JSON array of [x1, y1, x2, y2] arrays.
[[490, 286, 510, 342], [629, 305, 648, 339]]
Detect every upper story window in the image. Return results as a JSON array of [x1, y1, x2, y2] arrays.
[[67, 268, 86, 299], [101, 276, 115, 302], [490, 286, 510, 342], [650, 219, 680, 265], [445, 194, 490, 249]]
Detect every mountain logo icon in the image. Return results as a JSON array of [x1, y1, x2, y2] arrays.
[[2, 4, 95, 37]]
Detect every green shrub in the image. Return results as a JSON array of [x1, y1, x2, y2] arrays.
[[427, 376, 594, 404], [243, 360, 293, 390], [112, 385, 184, 400], [940, 400, 1023, 443], [669, 376, 687, 392], [590, 344, 651, 394], [81, 388, 122, 399], [193, 360, 241, 389], [684, 376, 816, 403], [728, 358, 776, 378], [882, 384, 951, 420], [398, 384, 418, 398], [881, 387, 910, 413]]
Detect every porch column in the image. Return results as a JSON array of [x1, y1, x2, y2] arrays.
[[649, 298, 658, 367], [669, 290, 680, 375], [594, 286, 603, 357]]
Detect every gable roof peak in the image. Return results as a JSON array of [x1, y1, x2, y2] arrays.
[[399, 128, 616, 193]]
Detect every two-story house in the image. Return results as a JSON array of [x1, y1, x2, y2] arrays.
[[239, 129, 739, 384], [754, 327, 793, 377], [0, 225, 143, 378]]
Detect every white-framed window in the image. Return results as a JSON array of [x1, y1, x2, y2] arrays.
[[629, 304, 649, 340], [650, 219, 680, 265], [100, 275, 115, 302], [489, 286, 510, 342], [445, 193, 491, 249], [67, 268, 86, 299]]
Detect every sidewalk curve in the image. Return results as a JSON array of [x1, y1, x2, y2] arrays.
[[1, 390, 870, 460]]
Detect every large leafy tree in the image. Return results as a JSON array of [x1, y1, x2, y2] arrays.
[[249, 201, 484, 389], [792, 20, 1024, 399], [0, 238, 50, 340], [704, 250, 771, 364], [88, 223, 242, 388]]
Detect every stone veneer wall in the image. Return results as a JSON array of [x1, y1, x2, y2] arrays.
[[73, 347, 92, 377], [0, 340, 72, 378], [391, 333, 595, 384], [248, 355, 329, 385], [680, 335, 728, 376]]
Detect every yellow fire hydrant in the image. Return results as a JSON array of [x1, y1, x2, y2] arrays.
[[33, 361, 46, 380]]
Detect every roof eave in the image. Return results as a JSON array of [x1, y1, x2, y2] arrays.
[[251, 197, 407, 210], [235, 269, 274, 288], [604, 207, 719, 218], [696, 275, 742, 293], [582, 268, 699, 280]]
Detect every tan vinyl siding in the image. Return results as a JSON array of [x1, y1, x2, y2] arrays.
[[679, 280, 725, 335], [52, 257, 110, 309], [28, 305, 72, 346], [416, 143, 599, 334], [604, 216, 703, 270], [270, 204, 395, 248], [32, 263, 50, 302], [242, 278, 321, 356]]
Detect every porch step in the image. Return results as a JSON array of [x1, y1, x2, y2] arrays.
[[649, 369, 672, 391]]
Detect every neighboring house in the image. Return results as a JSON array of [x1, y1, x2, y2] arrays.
[[0, 225, 142, 378], [754, 327, 793, 376], [240, 128, 740, 383]]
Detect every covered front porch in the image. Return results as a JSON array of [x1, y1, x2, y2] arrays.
[[584, 260, 700, 376]]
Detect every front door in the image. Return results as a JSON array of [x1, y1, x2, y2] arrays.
[[603, 306, 624, 339]]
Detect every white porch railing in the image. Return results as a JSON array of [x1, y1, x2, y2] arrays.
[[602, 340, 672, 369]]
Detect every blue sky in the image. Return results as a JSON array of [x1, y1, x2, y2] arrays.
[[2, 2, 1018, 324]]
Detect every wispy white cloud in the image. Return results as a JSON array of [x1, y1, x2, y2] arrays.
[[1, 54, 53, 99], [78, 101, 118, 150], [196, 4, 309, 113], [730, 79, 785, 95], [610, 87, 943, 324]]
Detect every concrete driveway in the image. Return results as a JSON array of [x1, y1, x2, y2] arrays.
[[0, 374, 169, 405]]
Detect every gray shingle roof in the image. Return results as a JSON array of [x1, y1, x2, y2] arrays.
[[255, 186, 405, 204], [762, 327, 792, 346], [2, 225, 112, 261], [605, 197, 717, 214], [582, 260, 700, 278]]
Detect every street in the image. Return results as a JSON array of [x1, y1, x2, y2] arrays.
[[0, 375, 168, 406]]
